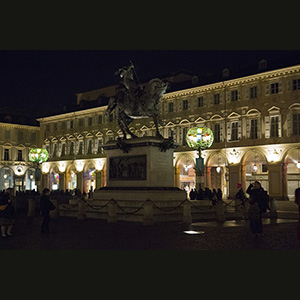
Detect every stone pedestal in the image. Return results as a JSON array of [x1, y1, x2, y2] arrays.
[[93, 137, 187, 222]]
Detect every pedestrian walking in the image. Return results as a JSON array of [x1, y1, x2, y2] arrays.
[[0, 188, 15, 238], [40, 188, 55, 234], [295, 187, 300, 241], [247, 199, 263, 238]]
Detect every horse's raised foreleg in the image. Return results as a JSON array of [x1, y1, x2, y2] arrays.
[[152, 114, 163, 138]]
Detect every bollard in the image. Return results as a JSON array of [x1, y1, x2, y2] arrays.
[[108, 199, 117, 223], [269, 197, 278, 219], [143, 198, 153, 226], [50, 199, 59, 219], [182, 199, 192, 224], [216, 200, 225, 223], [77, 198, 86, 220]]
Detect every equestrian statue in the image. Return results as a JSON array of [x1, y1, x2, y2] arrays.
[[105, 62, 169, 139]]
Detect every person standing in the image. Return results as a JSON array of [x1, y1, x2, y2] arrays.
[[295, 187, 300, 241], [40, 188, 55, 234], [247, 200, 263, 237], [0, 188, 15, 238], [246, 181, 270, 214]]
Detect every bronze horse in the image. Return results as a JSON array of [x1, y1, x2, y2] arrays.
[[105, 63, 169, 139]]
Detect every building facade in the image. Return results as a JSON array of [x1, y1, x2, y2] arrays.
[[37, 64, 300, 201], [0, 116, 40, 192]]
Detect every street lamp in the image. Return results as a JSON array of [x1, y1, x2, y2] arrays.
[[29, 148, 49, 183], [186, 127, 214, 189]]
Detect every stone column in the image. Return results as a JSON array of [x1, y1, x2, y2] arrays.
[[108, 199, 117, 223], [282, 163, 288, 200], [268, 163, 284, 200], [182, 200, 192, 223], [95, 171, 102, 189], [76, 172, 83, 192], [205, 166, 211, 189], [228, 164, 241, 199], [143, 198, 153, 226], [77, 198, 86, 220], [216, 199, 225, 222]]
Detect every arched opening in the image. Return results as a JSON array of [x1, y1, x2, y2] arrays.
[[243, 150, 269, 191], [0, 167, 14, 190], [285, 147, 300, 200]]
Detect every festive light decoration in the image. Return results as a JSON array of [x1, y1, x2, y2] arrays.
[[186, 127, 214, 150], [29, 148, 49, 163]]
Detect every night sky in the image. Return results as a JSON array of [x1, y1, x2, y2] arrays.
[[1, 50, 300, 118]]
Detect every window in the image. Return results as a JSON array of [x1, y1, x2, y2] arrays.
[[98, 115, 102, 124], [70, 120, 74, 129], [231, 90, 238, 101], [214, 94, 220, 105], [168, 102, 174, 113], [61, 144, 66, 156], [17, 150, 22, 161], [293, 79, 300, 90], [78, 142, 83, 154], [231, 122, 238, 140], [97, 139, 103, 154], [5, 130, 10, 139], [292, 113, 300, 135], [270, 116, 279, 137], [70, 142, 74, 155], [182, 100, 188, 110], [18, 131, 23, 142], [4, 149, 9, 161], [214, 124, 221, 143], [88, 117, 93, 126], [250, 86, 257, 99], [31, 132, 36, 142], [197, 97, 204, 107], [271, 83, 279, 94], [53, 144, 57, 157], [250, 119, 258, 139], [87, 140, 92, 154], [168, 128, 174, 139]]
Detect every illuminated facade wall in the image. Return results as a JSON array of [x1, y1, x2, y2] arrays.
[[38, 64, 300, 200], [0, 122, 40, 191]]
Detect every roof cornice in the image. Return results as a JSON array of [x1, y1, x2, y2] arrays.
[[163, 64, 300, 99]]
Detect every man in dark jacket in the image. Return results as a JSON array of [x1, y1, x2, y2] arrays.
[[40, 188, 55, 234], [246, 181, 270, 214]]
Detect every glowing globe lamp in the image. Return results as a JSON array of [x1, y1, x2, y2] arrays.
[[186, 127, 214, 151], [29, 148, 49, 164]]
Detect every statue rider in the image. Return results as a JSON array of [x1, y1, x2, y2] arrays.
[[115, 62, 142, 111]]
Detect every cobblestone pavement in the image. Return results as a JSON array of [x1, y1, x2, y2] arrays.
[[0, 212, 299, 250]]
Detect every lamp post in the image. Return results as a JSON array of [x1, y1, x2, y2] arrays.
[[186, 127, 214, 190], [29, 148, 49, 190]]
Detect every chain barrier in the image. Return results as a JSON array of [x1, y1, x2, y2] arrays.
[[189, 200, 215, 211], [110, 198, 145, 215], [151, 198, 187, 212]]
